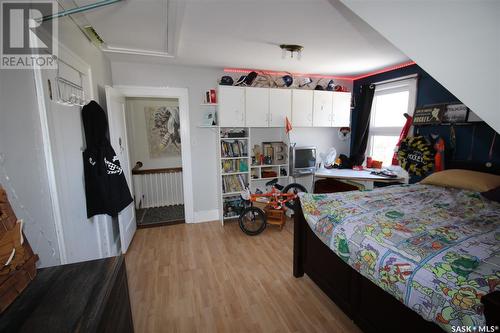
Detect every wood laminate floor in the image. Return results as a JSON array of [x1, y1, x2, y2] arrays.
[[125, 219, 362, 333]]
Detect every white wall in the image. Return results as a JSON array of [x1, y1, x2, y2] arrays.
[[112, 62, 223, 216], [339, 0, 500, 133], [290, 127, 350, 162], [112, 61, 352, 216], [0, 15, 115, 267], [125, 97, 182, 169], [0, 70, 61, 268]]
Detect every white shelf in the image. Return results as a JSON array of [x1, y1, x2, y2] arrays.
[[222, 191, 244, 196], [200, 103, 218, 106], [223, 215, 239, 220], [220, 137, 249, 140], [221, 171, 249, 176], [251, 164, 288, 168], [198, 125, 218, 128], [221, 156, 249, 160], [251, 176, 289, 181]]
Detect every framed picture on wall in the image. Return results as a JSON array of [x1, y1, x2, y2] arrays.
[[145, 105, 181, 158], [201, 110, 217, 126], [441, 103, 468, 123]]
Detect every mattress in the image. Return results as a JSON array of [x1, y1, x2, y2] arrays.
[[299, 184, 500, 332]]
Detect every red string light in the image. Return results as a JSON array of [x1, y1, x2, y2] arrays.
[[223, 61, 416, 81]]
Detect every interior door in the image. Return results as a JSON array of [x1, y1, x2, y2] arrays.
[[332, 92, 352, 127], [218, 86, 245, 127], [245, 87, 269, 127], [291, 89, 313, 127], [313, 91, 333, 127], [41, 67, 104, 263], [105, 86, 136, 253], [269, 88, 291, 127]]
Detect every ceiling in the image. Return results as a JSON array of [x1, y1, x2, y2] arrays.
[[71, 0, 409, 76]]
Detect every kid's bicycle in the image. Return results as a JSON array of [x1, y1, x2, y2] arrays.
[[238, 179, 307, 236]]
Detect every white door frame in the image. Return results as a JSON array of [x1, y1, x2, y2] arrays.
[[113, 85, 194, 223]]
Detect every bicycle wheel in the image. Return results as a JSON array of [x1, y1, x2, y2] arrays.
[[283, 183, 308, 210], [239, 207, 267, 236]]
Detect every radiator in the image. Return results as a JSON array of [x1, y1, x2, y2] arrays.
[[132, 171, 184, 209]]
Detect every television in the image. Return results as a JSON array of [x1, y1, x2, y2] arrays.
[[289, 146, 317, 176]]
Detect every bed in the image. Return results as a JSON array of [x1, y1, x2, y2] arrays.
[[293, 169, 500, 333]]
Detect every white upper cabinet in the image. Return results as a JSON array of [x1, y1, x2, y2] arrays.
[[218, 87, 350, 128], [313, 90, 333, 127], [269, 88, 292, 127], [218, 86, 245, 127], [291, 89, 313, 127], [332, 92, 352, 127], [245, 87, 269, 127]]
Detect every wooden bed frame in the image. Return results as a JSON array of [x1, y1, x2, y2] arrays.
[[293, 163, 500, 333]]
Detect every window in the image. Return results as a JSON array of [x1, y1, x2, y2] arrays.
[[367, 76, 417, 166]]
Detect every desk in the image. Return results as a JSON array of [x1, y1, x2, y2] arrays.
[[314, 168, 406, 190]]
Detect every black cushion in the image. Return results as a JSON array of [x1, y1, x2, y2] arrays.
[[482, 186, 500, 203]]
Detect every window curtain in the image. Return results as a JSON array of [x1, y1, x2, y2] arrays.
[[350, 84, 375, 165]]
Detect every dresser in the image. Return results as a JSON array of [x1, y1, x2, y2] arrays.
[[0, 255, 134, 333]]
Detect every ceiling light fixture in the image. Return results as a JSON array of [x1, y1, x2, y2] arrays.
[[280, 44, 303, 60]]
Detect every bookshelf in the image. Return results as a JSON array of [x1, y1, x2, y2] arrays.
[[217, 127, 251, 223], [217, 127, 290, 224]]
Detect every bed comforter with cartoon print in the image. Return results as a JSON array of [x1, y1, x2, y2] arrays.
[[298, 184, 500, 332]]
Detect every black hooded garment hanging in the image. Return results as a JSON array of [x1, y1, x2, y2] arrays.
[[82, 101, 133, 218]]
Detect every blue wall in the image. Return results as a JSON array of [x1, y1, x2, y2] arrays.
[[351, 64, 499, 166]]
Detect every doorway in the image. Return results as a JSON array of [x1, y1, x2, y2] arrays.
[[125, 97, 185, 227], [106, 86, 194, 231]]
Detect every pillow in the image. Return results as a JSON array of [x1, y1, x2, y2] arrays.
[[482, 186, 500, 203], [420, 169, 500, 192]]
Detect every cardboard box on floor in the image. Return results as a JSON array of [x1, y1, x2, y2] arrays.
[[0, 186, 38, 313]]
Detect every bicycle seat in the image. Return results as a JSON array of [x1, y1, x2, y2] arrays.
[[265, 178, 284, 191], [265, 178, 278, 187]]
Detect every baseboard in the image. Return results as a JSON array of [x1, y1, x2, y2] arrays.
[[192, 209, 219, 223]]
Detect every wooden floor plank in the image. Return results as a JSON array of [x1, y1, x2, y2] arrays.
[[125, 220, 362, 333]]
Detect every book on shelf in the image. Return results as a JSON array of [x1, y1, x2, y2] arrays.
[[222, 174, 246, 193], [210, 89, 217, 104], [221, 139, 248, 158], [204, 89, 217, 104], [222, 159, 248, 173]]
